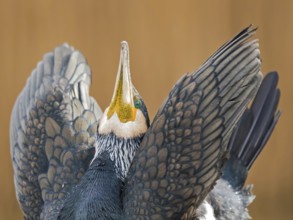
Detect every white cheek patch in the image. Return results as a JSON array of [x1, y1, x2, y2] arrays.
[[98, 107, 148, 138]]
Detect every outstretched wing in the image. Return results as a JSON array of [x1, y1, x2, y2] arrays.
[[10, 44, 102, 219], [123, 26, 262, 219]]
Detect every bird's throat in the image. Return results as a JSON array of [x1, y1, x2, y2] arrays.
[[94, 133, 144, 180]]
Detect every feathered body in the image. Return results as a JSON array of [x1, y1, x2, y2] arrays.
[[10, 27, 280, 220], [58, 134, 145, 219], [58, 152, 122, 220]]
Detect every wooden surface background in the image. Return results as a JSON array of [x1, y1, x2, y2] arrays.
[[0, 1, 292, 219]]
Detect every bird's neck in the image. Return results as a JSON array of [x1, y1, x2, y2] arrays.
[[59, 152, 123, 219], [94, 132, 144, 180], [59, 133, 144, 219]]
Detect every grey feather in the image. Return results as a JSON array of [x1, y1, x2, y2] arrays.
[[201, 72, 281, 220], [207, 179, 254, 220], [10, 44, 102, 219]]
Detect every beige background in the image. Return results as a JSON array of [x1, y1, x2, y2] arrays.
[[1, 1, 292, 219]]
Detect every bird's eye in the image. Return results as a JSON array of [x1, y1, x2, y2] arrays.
[[134, 99, 142, 109]]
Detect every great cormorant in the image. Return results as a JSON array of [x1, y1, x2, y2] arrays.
[[10, 26, 280, 219]]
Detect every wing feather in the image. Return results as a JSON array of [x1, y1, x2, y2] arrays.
[[123, 26, 262, 219], [222, 72, 281, 189], [10, 44, 102, 219]]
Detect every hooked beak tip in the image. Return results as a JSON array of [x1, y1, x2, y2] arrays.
[[121, 41, 129, 49], [120, 41, 129, 67]]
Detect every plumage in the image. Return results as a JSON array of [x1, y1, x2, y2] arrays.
[[223, 72, 281, 190], [123, 25, 261, 219], [57, 152, 123, 220], [199, 72, 281, 220], [10, 44, 101, 219], [10, 26, 280, 220]]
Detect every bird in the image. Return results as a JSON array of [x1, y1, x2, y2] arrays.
[[10, 25, 280, 220]]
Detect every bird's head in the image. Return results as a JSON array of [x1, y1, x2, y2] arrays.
[[98, 41, 149, 138], [95, 41, 149, 179]]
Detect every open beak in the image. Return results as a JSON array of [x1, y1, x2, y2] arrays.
[[107, 41, 137, 123]]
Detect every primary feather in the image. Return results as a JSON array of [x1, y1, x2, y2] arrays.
[[204, 72, 281, 220]]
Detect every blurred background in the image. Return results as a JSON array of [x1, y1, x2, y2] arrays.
[[0, 0, 292, 219]]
